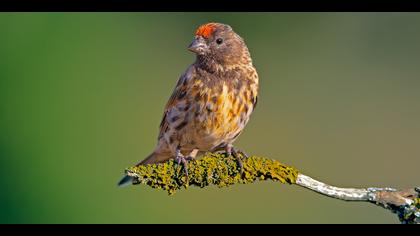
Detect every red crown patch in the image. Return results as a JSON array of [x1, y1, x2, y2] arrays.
[[195, 23, 217, 38]]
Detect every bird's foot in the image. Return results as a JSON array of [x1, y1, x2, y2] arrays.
[[225, 145, 248, 174], [175, 152, 193, 180]]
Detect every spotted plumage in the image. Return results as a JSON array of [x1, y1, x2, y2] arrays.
[[119, 22, 259, 186]]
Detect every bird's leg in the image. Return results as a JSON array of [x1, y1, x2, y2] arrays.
[[225, 144, 248, 174], [175, 148, 190, 178], [181, 148, 199, 176], [175, 148, 199, 182]]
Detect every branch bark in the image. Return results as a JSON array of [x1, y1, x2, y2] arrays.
[[295, 174, 420, 224], [121, 153, 420, 224]]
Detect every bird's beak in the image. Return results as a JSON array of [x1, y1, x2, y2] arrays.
[[188, 36, 208, 55]]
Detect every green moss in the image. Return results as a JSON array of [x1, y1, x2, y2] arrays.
[[125, 153, 299, 195]]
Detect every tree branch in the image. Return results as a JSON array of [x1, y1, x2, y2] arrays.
[[122, 153, 420, 224], [295, 174, 420, 224]]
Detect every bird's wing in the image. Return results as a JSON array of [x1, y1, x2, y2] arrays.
[[158, 66, 194, 139]]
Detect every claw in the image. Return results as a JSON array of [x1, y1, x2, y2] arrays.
[[225, 145, 247, 174], [236, 149, 249, 158], [175, 149, 191, 181], [176, 155, 189, 178], [231, 150, 244, 174]]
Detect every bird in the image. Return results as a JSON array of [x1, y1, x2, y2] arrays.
[[119, 22, 259, 186]]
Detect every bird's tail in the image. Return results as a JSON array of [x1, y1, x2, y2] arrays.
[[117, 174, 135, 187], [117, 152, 159, 187]]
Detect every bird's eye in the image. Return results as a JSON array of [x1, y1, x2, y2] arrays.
[[216, 38, 223, 45]]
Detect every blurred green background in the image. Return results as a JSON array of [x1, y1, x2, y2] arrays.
[[0, 13, 419, 224]]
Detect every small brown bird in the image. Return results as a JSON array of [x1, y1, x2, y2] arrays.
[[119, 22, 259, 186]]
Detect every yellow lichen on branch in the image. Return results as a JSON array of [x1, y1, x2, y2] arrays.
[[121, 152, 419, 223], [124, 153, 299, 195]]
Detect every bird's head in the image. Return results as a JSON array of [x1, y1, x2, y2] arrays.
[[188, 23, 251, 68]]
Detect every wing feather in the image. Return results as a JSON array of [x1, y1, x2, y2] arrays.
[[158, 66, 194, 139]]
